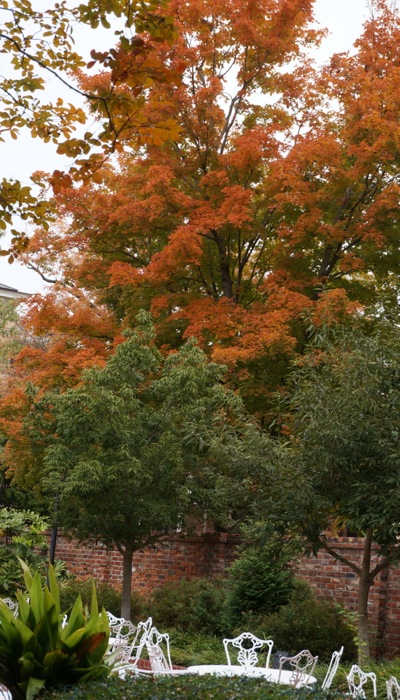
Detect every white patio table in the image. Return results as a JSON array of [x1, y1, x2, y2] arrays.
[[186, 665, 317, 686]]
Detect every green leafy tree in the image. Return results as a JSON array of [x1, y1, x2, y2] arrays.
[[254, 320, 400, 660], [29, 314, 266, 618]]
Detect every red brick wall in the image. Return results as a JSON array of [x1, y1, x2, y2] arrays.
[[55, 531, 238, 592], [54, 532, 400, 658], [295, 538, 400, 659]]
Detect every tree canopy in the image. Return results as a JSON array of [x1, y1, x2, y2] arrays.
[[13, 315, 269, 617], [0, 0, 180, 251], [4, 0, 399, 418], [253, 319, 400, 659]]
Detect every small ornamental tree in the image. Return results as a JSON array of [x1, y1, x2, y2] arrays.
[[31, 314, 268, 619], [255, 320, 400, 661]]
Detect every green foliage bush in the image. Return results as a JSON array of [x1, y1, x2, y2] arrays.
[[59, 579, 146, 621], [259, 583, 357, 662], [223, 544, 296, 631], [148, 577, 229, 635], [40, 674, 347, 700]]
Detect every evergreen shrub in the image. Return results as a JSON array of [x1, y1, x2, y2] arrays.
[[260, 583, 357, 662], [149, 577, 228, 636], [222, 544, 296, 631]]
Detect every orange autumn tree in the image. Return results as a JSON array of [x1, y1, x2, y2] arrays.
[[12, 0, 324, 404], [0, 0, 180, 251], [5, 0, 400, 421]]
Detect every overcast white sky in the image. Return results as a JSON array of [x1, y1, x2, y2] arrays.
[[0, 0, 370, 294]]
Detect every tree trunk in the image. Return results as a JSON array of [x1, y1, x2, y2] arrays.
[[121, 545, 134, 620], [357, 528, 373, 663]]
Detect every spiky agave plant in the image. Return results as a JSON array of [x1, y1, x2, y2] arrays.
[[0, 560, 110, 700]]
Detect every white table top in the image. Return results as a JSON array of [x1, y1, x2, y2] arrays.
[[186, 665, 316, 686]]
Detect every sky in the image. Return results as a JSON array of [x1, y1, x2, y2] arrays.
[[0, 0, 370, 295]]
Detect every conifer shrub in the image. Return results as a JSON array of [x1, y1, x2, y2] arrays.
[[222, 544, 296, 631]]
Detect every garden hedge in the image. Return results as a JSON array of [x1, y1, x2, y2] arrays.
[[41, 675, 347, 700]]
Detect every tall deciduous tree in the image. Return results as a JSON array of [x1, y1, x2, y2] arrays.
[[8, 0, 324, 414], [254, 320, 400, 660], [20, 315, 267, 618], [13, 0, 400, 416]]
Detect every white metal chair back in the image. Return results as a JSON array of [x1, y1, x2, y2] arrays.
[[111, 616, 152, 666], [2, 598, 18, 616], [108, 618, 136, 659], [347, 664, 377, 698], [387, 676, 400, 700], [321, 646, 344, 690], [146, 626, 173, 673], [223, 632, 274, 669], [106, 611, 125, 637], [278, 649, 318, 687]]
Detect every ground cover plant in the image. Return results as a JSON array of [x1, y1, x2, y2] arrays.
[[40, 675, 347, 700]]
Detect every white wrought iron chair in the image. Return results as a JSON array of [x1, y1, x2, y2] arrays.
[[2, 598, 18, 616], [105, 610, 125, 649], [347, 664, 377, 698], [278, 649, 318, 687], [145, 626, 191, 675], [0, 686, 11, 700], [111, 616, 152, 668], [321, 646, 344, 690], [387, 676, 400, 700], [106, 611, 125, 637], [223, 632, 274, 670]]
